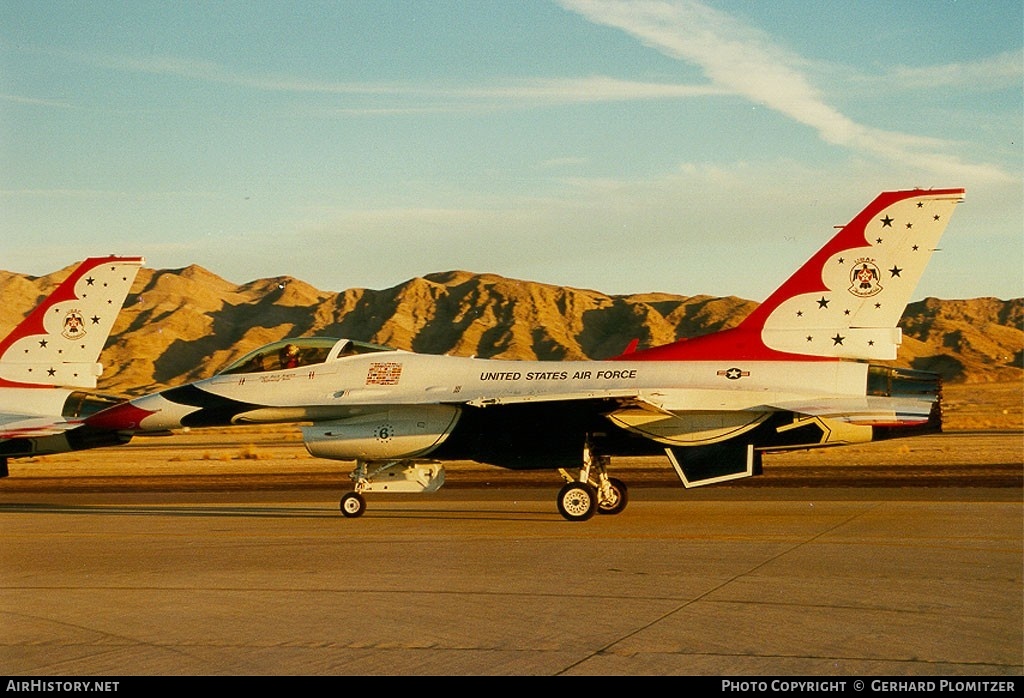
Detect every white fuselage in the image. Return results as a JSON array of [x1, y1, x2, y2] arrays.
[[126, 349, 869, 431]]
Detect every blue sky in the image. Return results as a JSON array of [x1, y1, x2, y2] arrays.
[[2, 0, 1021, 302]]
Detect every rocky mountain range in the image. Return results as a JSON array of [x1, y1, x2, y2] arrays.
[[2, 263, 1021, 396]]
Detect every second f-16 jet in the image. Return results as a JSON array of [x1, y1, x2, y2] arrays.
[[86, 189, 964, 520], [0, 255, 144, 476]]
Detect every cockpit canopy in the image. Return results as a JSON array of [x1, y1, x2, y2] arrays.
[[217, 337, 395, 375]]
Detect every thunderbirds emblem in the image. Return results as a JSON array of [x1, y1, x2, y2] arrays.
[[849, 259, 883, 297], [61, 310, 87, 340]]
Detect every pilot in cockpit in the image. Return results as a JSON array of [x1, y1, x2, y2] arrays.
[[280, 343, 301, 369]]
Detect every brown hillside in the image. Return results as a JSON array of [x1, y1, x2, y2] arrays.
[[1, 264, 1021, 400], [897, 297, 1024, 382]]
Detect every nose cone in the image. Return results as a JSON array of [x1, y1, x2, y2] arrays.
[[84, 399, 160, 432], [84, 391, 198, 432]]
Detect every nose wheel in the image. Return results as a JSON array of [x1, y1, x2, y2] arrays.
[[340, 491, 366, 518]]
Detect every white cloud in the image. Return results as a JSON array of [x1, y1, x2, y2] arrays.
[[887, 50, 1024, 91], [0, 93, 72, 108], [559, 0, 1016, 183], [70, 47, 723, 107]]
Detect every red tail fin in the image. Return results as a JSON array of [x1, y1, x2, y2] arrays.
[[0, 256, 145, 388], [626, 188, 964, 362]]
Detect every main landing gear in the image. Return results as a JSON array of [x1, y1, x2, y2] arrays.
[[556, 441, 628, 522]]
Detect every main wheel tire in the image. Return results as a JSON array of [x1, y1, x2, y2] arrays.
[[597, 477, 629, 515], [556, 482, 598, 522], [340, 492, 366, 518]]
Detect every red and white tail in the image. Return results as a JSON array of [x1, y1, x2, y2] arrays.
[[0, 256, 145, 388], [628, 188, 965, 362]]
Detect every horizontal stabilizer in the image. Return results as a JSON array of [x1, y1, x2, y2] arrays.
[[0, 412, 83, 439], [769, 395, 938, 426]]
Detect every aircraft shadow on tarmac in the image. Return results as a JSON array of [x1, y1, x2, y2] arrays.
[[0, 501, 561, 522]]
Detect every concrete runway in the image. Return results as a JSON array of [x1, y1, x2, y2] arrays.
[[1, 477, 1021, 676]]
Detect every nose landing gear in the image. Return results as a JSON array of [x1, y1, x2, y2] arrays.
[[338, 459, 445, 518]]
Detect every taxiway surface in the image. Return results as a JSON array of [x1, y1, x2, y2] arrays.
[[1, 432, 1021, 676]]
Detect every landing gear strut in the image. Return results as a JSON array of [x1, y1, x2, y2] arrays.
[[556, 439, 629, 521], [597, 476, 628, 516]]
